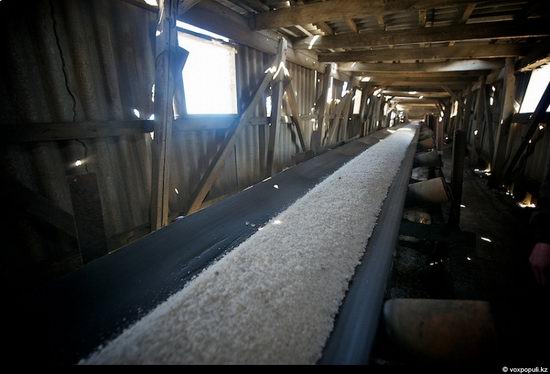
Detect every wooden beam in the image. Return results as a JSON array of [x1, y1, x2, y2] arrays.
[[367, 71, 488, 79], [252, 0, 486, 30], [186, 40, 285, 214], [2, 120, 154, 143], [318, 43, 527, 62], [490, 57, 516, 185], [392, 98, 441, 104], [516, 43, 550, 72], [472, 75, 486, 157], [340, 60, 504, 73], [340, 88, 354, 141], [284, 80, 307, 152], [311, 64, 333, 153], [315, 21, 333, 35], [382, 82, 468, 89], [441, 84, 458, 101], [294, 20, 548, 50], [346, 18, 359, 33], [324, 92, 349, 145], [512, 112, 550, 124], [376, 14, 385, 30], [150, 0, 181, 230], [459, 3, 476, 24], [483, 84, 496, 163], [369, 76, 477, 83], [240, 0, 270, 12], [266, 39, 288, 176], [418, 9, 427, 27], [383, 90, 450, 98]]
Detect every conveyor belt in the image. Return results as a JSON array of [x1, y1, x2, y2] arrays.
[[320, 123, 419, 364], [30, 128, 397, 365]]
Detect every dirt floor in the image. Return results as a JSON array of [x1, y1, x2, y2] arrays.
[[375, 143, 550, 366]]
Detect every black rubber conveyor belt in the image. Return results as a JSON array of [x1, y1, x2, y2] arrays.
[[27, 129, 396, 365]]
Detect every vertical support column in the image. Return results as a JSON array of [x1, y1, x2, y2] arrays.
[[472, 75, 486, 164], [449, 130, 467, 227], [359, 84, 369, 136], [312, 64, 333, 153], [490, 57, 516, 186], [340, 87, 354, 141], [150, 0, 179, 230], [461, 93, 473, 132], [266, 38, 288, 176], [284, 80, 307, 152], [378, 96, 385, 129]]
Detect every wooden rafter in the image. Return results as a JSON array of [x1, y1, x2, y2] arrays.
[[340, 60, 504, 73], [318, 43, 527, 62], [369, 75, 478, 83], [252, 0, 487, 30], [365, 71, 489, 79], [293, 20, 548, 50]]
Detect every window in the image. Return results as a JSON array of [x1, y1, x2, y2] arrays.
[[178, 24, 237, 115], [519, 64, 550, 113]]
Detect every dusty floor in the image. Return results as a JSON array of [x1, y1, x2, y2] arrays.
[[376, 143, 550, 365]]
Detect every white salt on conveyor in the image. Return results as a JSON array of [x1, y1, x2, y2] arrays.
[[82, 126, 416, 365]]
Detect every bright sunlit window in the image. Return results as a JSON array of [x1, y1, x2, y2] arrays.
[[178, 28, 237, 115], [519, 64, 550, 113]]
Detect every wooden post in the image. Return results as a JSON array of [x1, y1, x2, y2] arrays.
[[324, 91, 350, 146], [312, 64, 333, 153], [358, 85, 369, 136], [472, 75, 486, 162], [266, 38, 288, 176], [340, 87, 354, 141], [378, 96, 385, 129], [490, 57, 516, 186], [449, 129, 467, 227], [150, 0, 179, 230], [442, 99, 451, 143], [284, 80, 307, 152]]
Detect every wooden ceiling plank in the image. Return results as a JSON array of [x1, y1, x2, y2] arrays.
[[294, 20, 549, 50], [318, 43, 527, 62], [339, 60, 504, 72], [253, 0, 489, 30]]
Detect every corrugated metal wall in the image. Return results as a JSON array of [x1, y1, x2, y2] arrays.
[[467, 75, 550, 186], [0, 0, 326, 282], [1, 0, 157, 283]]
